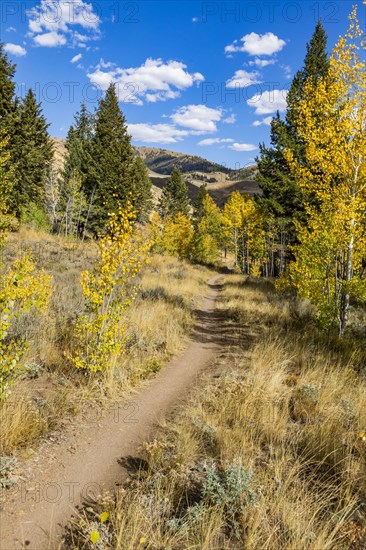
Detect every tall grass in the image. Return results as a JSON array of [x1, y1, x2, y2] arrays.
[[0, 229, 214, 455], [69, 275, 366, 549]]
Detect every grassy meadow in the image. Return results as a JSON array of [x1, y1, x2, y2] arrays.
[[0, 227, 215, 457], [68, 276, 366, 550], [1, 229, 365, 550]]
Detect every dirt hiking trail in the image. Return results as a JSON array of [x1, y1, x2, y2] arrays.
[[0, 274, 229, 550]]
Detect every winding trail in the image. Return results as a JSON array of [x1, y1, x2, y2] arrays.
[[0, 275, 227, 550]]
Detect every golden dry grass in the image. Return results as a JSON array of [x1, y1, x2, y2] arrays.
[[69, 274, 366, 549], [0, 228, 214, 456]]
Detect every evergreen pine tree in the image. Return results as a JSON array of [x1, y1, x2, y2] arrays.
[[129, 156, 153, 222], [0, 43, 19, 215], [158, 166, 190, 219], [304, 20, 329, 83], [256, 113, 304, 231], [63, 102, 95, 185], [0, 135, 15, 229], [12, 89, 53, 215], [62, 103, 95, 236], [192, 183, 209, 229], [286, 20, 329, 146], [90, 84, 134, 231], [0, 43, 16, 128], [256, 21, 329, 247]]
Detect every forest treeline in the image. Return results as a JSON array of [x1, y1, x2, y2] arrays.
[[0, 3, 365, 399]]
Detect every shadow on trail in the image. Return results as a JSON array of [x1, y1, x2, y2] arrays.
[[117, 455, 149, 473], [191, 280, 254, 350]]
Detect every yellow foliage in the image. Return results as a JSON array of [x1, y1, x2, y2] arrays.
[[159, 213, 193, 259], [69, 203, 152, 373], [0, 135, 16, 236], [283, 6, 366, 333], [100, 511, 109, 523], [222, 191, 267, 273], [90, 530, 100, 544], [148, 211, 163, 247], [0, 253, 53, 400], [192, 194, 222, 265]]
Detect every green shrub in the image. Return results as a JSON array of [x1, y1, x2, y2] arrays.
[[20, 203, 51, 232], [200, 460, 259, 537]]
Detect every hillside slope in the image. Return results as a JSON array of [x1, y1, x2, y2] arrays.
[[133, 146, 232, 175], [52, 138, 261, 205]]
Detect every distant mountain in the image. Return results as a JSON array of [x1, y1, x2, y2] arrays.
[[133, 146, 232, 175], [230, 164, 258, 181], [52, 138, 261, 206], [149, 173, 260, 207], [52, 137, 67, 172]]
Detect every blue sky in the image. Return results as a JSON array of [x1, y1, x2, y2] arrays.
[[1, 0, 361, 169]]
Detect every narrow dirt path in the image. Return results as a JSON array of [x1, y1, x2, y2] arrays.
[[0, 275, 226, 550]]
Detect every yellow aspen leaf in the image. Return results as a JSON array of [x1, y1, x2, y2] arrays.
[[90, 531, 100, 544], [100, 511, 109, 523]]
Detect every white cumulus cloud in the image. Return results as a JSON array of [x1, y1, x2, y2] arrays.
[[229, 143, 258, 152], [71, 53, 82, 63], [253, 116, 273, 126], [33, 31, 67, 47], [281, 64, 292, 79], [223, 114, 236, 124], [226, 70, 262, 88], [4, 43, 27, 56], [87, 58, 204, 104], [225, 32, 286, 56], [249, 58, 276, 67], [128, 123, 189, 144], [27, 0, 101, 47], [247, 89, 288, 115], [170, 104, 222, 133], [198, 138, 234, 146]]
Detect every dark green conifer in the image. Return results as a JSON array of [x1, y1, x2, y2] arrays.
[[129, 156, 153, 222], [0, 43, 17, 217], [63, 103, 95, 189], [256, 21, 330, 246], [0, 43, 16, 127], [192, 183, 209, 229], [158, 166, 190, 219], [90, 84, 134, 231], [12, 89, 53, 214]]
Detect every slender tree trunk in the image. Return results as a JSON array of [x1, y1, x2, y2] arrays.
[[270, 237, 275, 277], [339, 227, 354, 337], [279, 224, 285, 274], [83, 187, 96, 241], [234, 228, 238, 267], [76, 202, 82, 238]]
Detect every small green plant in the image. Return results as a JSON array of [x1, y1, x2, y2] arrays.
[[192, 417, 217, 447], [20, 202, 51, 232], [200, 460, 259, 537], [145, 357, 162, 375], [0, 456, 18, 488], [21, 361, 45, 379]]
